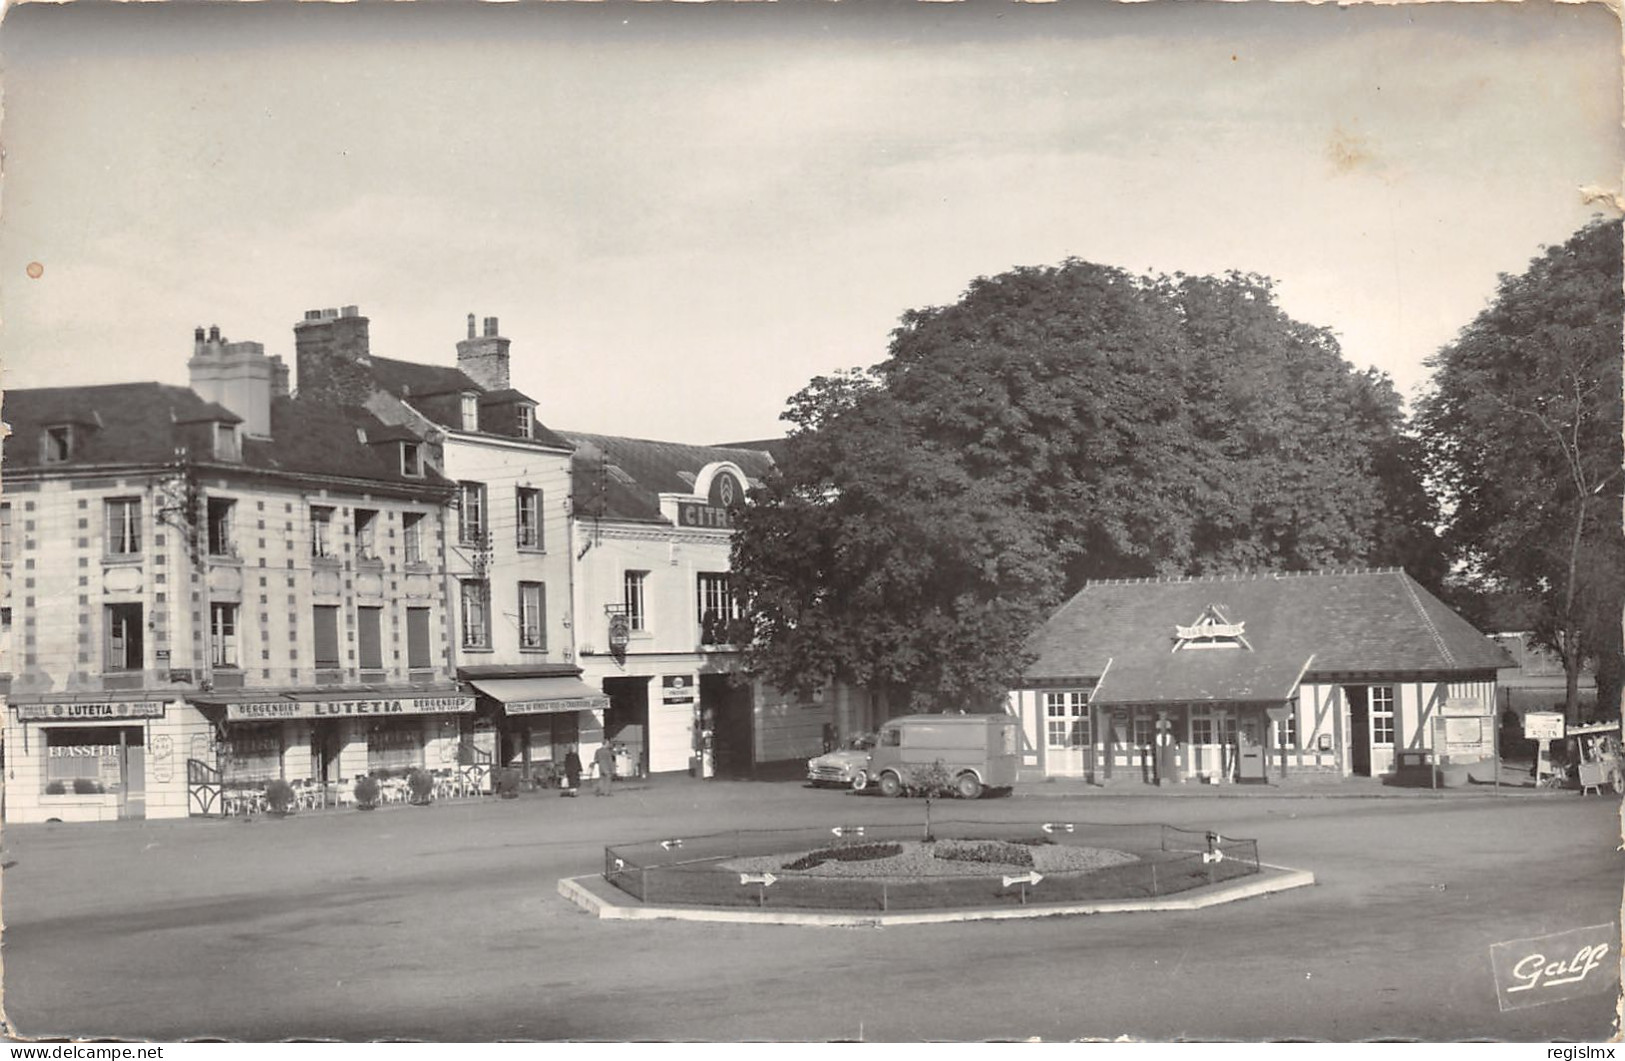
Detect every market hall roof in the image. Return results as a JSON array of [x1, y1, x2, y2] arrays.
[[1023, 569, 1513, 704], [561, 431, 776, 524]]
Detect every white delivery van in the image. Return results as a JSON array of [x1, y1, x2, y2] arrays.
[[856, 713, 1020, 799]]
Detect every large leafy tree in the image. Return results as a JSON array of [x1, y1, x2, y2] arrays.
[[734, 259, 1431, 711], [1417, 218, 1623, 721]]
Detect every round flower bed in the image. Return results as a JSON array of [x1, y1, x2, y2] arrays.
[[724, 840, 1138, 879]]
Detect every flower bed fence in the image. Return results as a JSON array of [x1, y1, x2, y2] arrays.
[[602, 819, 1260, 912]]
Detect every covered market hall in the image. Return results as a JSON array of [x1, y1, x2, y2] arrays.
[[1009, 569, 1512, 785]]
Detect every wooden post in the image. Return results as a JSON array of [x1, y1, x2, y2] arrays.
[[1493, 709, 1500, 797]]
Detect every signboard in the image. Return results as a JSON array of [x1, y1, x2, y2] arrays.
[[608, 613, 630, 663], [224, 695, 474, 721], [662, 675, 697, 705], [16, 701, 166, 722], [676, 503, 733, 530], [1490, 924, 1617, 1012], [1523, 711, 1565, 741], [506, 696, 609, 716], [1174, 621, 1246, 641], [1443, 717, 1485, 746], [1442, 696, 1488, 716]]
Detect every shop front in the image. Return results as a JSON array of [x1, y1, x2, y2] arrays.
[[190, 686, 474, 811], [5, 695, 202, 823], [462, 669, 611, 784]]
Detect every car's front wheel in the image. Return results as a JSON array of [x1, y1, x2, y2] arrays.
[[877, 772, 903, 798], [851, 771, 869, 792]]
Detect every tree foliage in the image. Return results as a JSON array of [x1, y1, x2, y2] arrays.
[[1417, 218, 1624, 719], [733, 259, 1433, 711]]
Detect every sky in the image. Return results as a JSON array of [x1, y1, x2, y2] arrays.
[[0, 1, 1619, 446]]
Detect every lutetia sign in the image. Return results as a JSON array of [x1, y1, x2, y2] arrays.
[[225, 696, 474, 721], [16, 701, 166, 722]]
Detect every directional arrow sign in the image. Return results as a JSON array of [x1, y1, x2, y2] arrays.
[[1202, 850, 1225, 865], [1041, 823, 1074, 834], [739, 872, 778, 887], [831, 825, 866, 838], [1002, 871, 1044, 888], [660, 839, 684, 851]]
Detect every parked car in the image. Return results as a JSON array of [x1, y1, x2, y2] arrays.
[[806, 733, 877, 788], [858, 713, 1020, 799]]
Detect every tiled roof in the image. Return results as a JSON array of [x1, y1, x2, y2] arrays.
[[714, 437, 790, 463], [248, 397, 450, 491], [1024, 569, 1512, 702], [367, 357, 570, 449], [368, 355, 480, 399], [3, 383, 233, 471], [476, 388, 532, 405], [2, 383, 449, 495], [562, 431, 776, 524]]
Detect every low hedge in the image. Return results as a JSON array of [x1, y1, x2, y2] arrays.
[[783, 842, 903, 871]]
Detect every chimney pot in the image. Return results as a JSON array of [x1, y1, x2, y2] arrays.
[[194, 326, 206, 342], [341, 305, 359, 318], [467, 313, 477, 340], [208, 325, 221, 342], [322, 308, 339, 319], [484, 316, 499, 338], [304, 310, 323, 321]]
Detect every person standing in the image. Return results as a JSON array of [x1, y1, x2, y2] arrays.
[[593, 742, 615, 796], [562, 747, 582, 797]]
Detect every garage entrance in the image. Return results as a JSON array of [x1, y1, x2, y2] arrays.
[[700, 674, 754, 778]]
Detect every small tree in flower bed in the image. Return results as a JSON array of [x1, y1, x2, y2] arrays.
[[264, 779, 297, 816], [783, 842, 903, 871], [354, 775, 381, 810], [407, 768, 435, 805], [933, 840, 1034, 867], [905, 760, 957, 842]]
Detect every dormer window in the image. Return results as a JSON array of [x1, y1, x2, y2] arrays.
[[213, 423, 241, 462], [401, 441, 423, 477], [516, 404, 535, 439], [41, 425, 73, 463], [461, 394, 479, 432]]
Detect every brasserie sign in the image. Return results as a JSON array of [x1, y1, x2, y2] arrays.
[[225, 696, 474, 721]]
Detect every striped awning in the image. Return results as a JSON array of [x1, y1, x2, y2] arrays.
[[468, 677, 610, 716]]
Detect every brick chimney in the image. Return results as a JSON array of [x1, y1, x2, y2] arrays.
[[268, 354, 291, 399], [188, 324, 275, 437], [456, 312, 510, 392], [294, 305, 375, 406]]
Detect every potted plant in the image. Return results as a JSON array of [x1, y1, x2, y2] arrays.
[[264, 779, 297, 816], [354, 775, 381, 810], [72, 777, 105, 795], [44, 780, 66, 795], [496, 767, 521, 799], [724, 616, 755, 646], [407, 767, 435, 805]]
